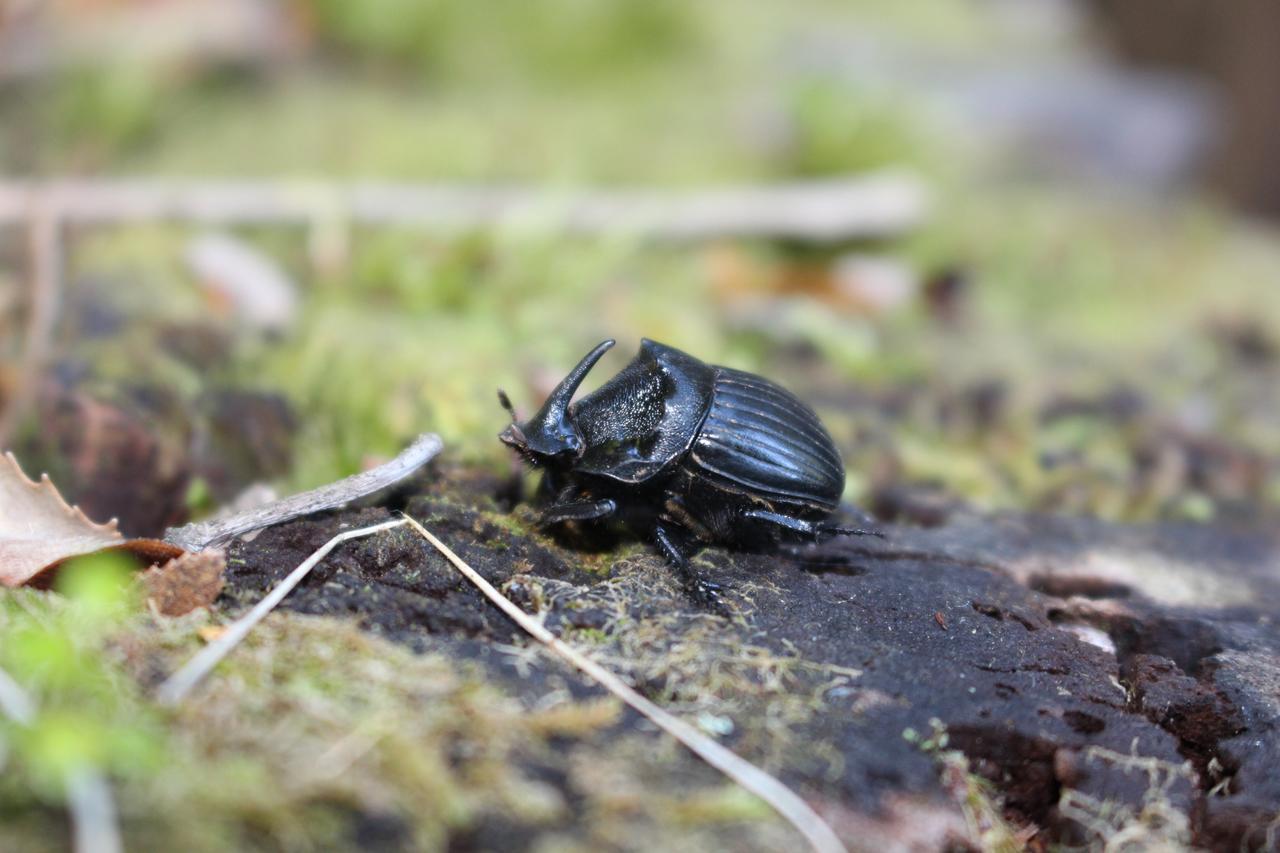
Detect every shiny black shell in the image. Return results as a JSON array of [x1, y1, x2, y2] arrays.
[[570, 340, 844, 512], [689, 367, 844, 512]]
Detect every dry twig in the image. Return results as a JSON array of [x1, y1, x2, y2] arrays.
[[163, 433, 441, 551], [64, 768, 123, 853]]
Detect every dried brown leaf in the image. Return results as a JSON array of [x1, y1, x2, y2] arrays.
[[1, 451, 122, 585], [142, 550, 226, 616], [0, 452, 183, 587]]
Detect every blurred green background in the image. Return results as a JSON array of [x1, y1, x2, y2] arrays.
[[2, 0, 1278, 531]]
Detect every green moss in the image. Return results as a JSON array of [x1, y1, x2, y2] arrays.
[[567, 627, 609, 645], [2, 587, 805, 850]]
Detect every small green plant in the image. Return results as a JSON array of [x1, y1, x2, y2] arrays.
[[905, 719, 1026, 852], [0, 556, 165, 824]]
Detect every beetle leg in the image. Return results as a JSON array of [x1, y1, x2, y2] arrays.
[[819, 521, 885, 539], [741, 508, 821, 540], [742, 508, 883, 542], [654, 523, 726, 612], [540, 498, 617, 525], [653, 522, 692, 569]]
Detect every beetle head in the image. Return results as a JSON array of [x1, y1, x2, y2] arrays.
[[498, 339, 615, 464]]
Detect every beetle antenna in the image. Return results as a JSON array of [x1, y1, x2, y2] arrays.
[[497, 389, 519, 423]]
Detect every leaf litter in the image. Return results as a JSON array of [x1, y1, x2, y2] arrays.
[[0, 451, 182, 588]]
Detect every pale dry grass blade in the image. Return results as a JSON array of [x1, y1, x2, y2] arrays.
[[0, 199, 61, 447], [400, 513, 847, 853], [155, 518, 408, 704]]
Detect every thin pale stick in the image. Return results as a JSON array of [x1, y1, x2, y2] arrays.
[[155, 518, 408, 705], [400, 513, 846, 853]]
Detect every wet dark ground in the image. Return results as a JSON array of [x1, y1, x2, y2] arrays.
[[223, 467, 1280, 851]]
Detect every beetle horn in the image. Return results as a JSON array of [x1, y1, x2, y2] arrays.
[[515, 339, 615, 455], [543, 339, 615, 418]]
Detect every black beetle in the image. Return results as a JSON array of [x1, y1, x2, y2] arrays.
[[498, 339, 878, 603]]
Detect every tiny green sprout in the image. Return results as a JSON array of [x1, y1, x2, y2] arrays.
[[184, 476, 213, 513], [918, 717, 950, 752], [905, 718, 950, 754]]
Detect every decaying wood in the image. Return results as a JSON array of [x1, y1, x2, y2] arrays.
[[159, 511, 847, 852], [162, 433, 443, 552], [0, 175, 929, 240]]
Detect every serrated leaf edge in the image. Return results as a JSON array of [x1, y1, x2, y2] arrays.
[[2, 450, 123, 541]]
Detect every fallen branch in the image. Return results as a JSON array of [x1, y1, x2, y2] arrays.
[[0, 175, 929, 241], [163, 434, 441, 552], [401, 514, 847, 853], [155, 518, 408, 705]]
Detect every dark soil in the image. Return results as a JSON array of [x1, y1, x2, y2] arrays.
[[223, 466, 1280, 851]]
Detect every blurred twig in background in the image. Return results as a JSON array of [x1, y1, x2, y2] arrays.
[[0, 175, 930, 241], [0, 198, 61, 447]]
